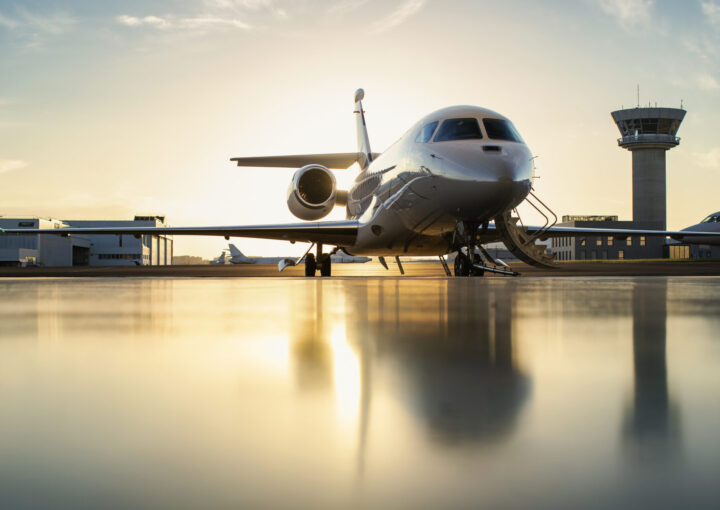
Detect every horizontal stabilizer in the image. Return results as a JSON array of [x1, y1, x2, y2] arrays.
[[230, 153, 380, 169]]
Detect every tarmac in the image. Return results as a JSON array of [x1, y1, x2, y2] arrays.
[[2, 259, 720, 277], [2, 275, 720, 508]]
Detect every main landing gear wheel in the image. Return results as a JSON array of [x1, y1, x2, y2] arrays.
[[304, 253, 317, 277], [319, 254, 331, 277], [454, 252, 471, 277]]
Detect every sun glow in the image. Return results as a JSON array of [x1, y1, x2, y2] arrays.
[[330, 325, 361, 423]]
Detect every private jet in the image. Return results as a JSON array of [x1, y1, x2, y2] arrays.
[[674, 212, 720, 245], [4, 89, 720, 276]]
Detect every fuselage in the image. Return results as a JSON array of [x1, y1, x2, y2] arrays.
[[679, 211, 720, 245], [345, 106, 533, 256]]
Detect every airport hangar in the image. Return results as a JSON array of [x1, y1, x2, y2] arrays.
[[0, 215, 172, 267], [549, 105, 719, 261]]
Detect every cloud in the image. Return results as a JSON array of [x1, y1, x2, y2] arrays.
[[697, 73, 720, 90], [116, 13, 250, 31], [179, 17, 251, 30], [596, 0, 655, 27], [371, 0, 425, 33], [116, 15, 170, 29], [0, 160, 28, 174], [702, 1, 720, 29], [0, 12, 19, 29], [693, 147, 720, 168], [0, 8, 75, 49]]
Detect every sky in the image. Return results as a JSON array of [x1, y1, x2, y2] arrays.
[[1, 0, 720, 258]]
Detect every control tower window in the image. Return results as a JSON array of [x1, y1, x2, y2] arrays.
[[434, 118, 483, 141], [415, 121, 439, 143], [641, 118, 658, 134], [483, 118, 524, 142]]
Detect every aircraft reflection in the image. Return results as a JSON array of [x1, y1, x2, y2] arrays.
[[288, 280, 531, 473], [623, 280, 680, 462]]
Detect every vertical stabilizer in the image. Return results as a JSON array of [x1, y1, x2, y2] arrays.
[[228, 244, 243, 257], [354, 89, 373, 171]]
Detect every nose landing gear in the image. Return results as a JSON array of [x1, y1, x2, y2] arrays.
[[452, 221, 518, 277], [453, 249, 485, 277]]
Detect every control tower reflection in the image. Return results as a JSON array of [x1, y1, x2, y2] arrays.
[[623, 279, 680, 462]]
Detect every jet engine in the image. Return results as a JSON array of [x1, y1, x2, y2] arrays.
[[287, 165, 345, 221]]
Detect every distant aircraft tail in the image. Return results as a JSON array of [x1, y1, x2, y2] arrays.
[[354, 88, 373, 171], [228, 244, 243, 257]]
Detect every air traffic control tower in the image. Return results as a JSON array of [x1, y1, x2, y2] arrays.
[[611, 106, 686, 231]]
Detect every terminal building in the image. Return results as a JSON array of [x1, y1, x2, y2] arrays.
[[549, 105, 690, 261], [0, 215, 172, 267]]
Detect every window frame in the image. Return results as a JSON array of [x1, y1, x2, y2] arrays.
[[482, 117, 525, 143], [433, 117, 484, 142], [415, 121, 439, 143]]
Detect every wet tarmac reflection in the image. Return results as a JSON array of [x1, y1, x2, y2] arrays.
[[1, 277, 719, 509]]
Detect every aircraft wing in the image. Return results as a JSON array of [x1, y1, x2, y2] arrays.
[[1, 220, 359, 245], [231, 153, 381, 169]]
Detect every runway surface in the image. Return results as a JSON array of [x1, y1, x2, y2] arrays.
[[2, 259, 720, 277], [1, 276, 719, 509]]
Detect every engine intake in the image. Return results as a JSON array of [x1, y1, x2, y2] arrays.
[[287, 165, 339, 220]]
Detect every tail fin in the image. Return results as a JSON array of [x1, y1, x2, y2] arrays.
[[228, 244, 243, 257], [354, 89, 373, 170]]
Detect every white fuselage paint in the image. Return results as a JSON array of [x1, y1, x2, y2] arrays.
[[343, 106, 533, 256], [678, 211, 720, 245]]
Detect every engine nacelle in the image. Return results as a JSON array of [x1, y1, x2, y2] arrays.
[[287, 165, 340, 220]]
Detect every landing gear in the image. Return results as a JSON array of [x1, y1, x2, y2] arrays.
[[471, 253, 485, 277], [319, 254, 332, 277], [453, 250, 484, 277], [453, 251, 470, 276], [304, 253, 317, 277], [304, 244, 332, 277]]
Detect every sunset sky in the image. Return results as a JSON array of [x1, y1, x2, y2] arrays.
[[2, 0, 720, 258]]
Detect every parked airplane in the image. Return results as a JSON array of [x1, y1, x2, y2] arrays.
[[4, 89, 720, 276], [227, 244, 255, 264], [674, 212, 720, 245], [210, 250, 229, 265], [225, 243, 369, 266]]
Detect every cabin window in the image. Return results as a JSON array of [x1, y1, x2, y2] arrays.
[[482, 118, 524, 142], [433, 118, 483, 142], [415, 121, 439, 143]]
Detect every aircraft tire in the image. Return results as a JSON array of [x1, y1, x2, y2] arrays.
[[453, 253, 471, 277], [305, 253, 317, 277], [319, 254, 331, 277]]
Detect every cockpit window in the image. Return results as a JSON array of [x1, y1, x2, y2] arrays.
[[415, 121, 439, 143], [483, 118, 524, 143], [702, 215, 719, 223], [433, 118, 483, 142]]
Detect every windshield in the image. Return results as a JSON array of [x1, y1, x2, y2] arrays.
[[415, 121, 439, 143], [434, 118, 483, 142], [702, 215, 719, 223], [483, 118, 524, 143]]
